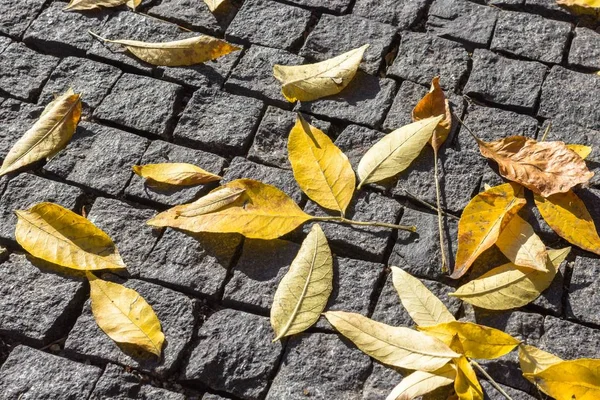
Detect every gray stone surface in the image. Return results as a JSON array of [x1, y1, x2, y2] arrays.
[[158, 50, 241, 89], [362, 362, 403, 400], [44, 122, 149, 196], [202, 394, 232, 400], [173, 89, 264, 156], [285, 0, 352, 13], [481, 380, 536, 400], [0, 0, 46, 39], [182, 308, 284, 399], [148, 0, 238, 35], [65, 278, 196, 377], [569, 27, 600, 70], [125, 140, 227, 206], [94, 73, 183, 138], [0, 36, 11, 53], [567, 255, 600, 325], [0, 42, 59, 101], [352, 0, 429, 29], [0, 253, 86, 345], [464, 49, 547, 112], [266, 333, 371, 400], [524, 0, 578, 21], [300, 14, 397, 75], [539, 316, 600, 360], [0, 99, 42, 161], [0, 346, 102, 399], [388, 32, 469, 92], [334, 125, 386, 172], [226, 0, 311, 51]]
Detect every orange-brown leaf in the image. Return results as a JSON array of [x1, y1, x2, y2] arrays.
[[412, 76, 452, 151]]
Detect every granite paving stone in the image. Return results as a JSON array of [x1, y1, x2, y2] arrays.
[[569, 27, 600, 70], [539, 315, 600, 360], [284, 0, 352, 13], [0, 99, 43, 161], [94, 73, 183, 138], [158, 50, 241, 89], [203, 394, 232, 400], [173, 89, 264, 156], [0, 36, 11, 53], [489, 0, 525, 5], [0, 346, 102, 399], [464, 49, 547, 112], [388, 32, 469, 92], [566, 255, 600, 325], [125, 140, 227, 206], [524, 0, 578, 21], [334, 124, 386, 172], [0, 0, 46, 39], [44, 122, 149, 196], [300, 14, 397, 75], [362, 362, 403, 400], [64, 278, 196, 377], [352, 0, 430, 30], [0, 253, 86, 346], [481, 380, 537, 400], [148, 0, 238, 35], [226, 0, 311, 51], [181, 308, 284, 400]]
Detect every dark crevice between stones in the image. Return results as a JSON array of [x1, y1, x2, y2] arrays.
[[0, 335, 18, 369], [294, 9, 320, 54], [261, 336, 289, 400], [218, 236, 245, 302], [379, 32, 402, 79]]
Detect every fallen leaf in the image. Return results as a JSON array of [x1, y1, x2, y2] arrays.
[[357, 115, 444, 188], [65, 0, 140, 11], [519, 344, 563, 377], [15, 202, 126, 271], [288, 115, 355, 214], [451, 248, 571, 311], [132, 163, 221, 186], [87, 272, 164, 357], [495, 214, 548, 271], [418, 321, 520, 360], [477, 136, 593, 198], [524, 359, 600, 400], [391, 266, 455, 327], [412, 76, 452, 151], [175, 187, 245, 217], [567, 144, 592, 160], [535, 191, 600, 255], [454, 356, 483, 400], [204, 0, 227, 12], [325, 311, 460, 371], [386, 365, 456, 400], [557, 0, 600, 8], [0, 89, 81, 177], [88, 32, 241, 67], [452, 183, 526, 279], [273, 44, 369, 102], [148, 179, 312, 240], [271, 224, 333, 341]]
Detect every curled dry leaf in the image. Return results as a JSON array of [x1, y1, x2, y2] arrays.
[[557, 0, 600, 8], [412, 76, 452, 151], [452, 183, 526, 279], [391, 267, 455, 327], [87, 272, 164, 357], [535, 191, 600, 255], [386, 364, 456, 400], [567, 144, 592, 160], [451, 247, 571, 311], [132, 163, 221, 186], [477, 135, 594, 198], [89, 31, 241, 67], [357, 115, 443, 188], [454, 356, 483, 400], [0, 89, 81, 177], [148, 179, 312, 240], [203, 0, 227, 12], [273, 44, 369, 103], [325, 311, 460, 372], [519, 344, 563, 377], [15, 202, 126, 271], [66, 0, 140, 11], [495, 214, 548, 271], [175, 187, 245, 217], [524, 359, 600, 400], [270, 224, 333, 341]]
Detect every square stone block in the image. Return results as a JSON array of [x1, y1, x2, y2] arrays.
[[148, 0, 238, 35], [352, 0, 429, 29], [0, 0, 45, 39], [569, 27, 600, 70]]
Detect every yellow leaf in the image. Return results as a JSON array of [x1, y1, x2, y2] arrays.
[[65, 0, 140, 11], [495, 214, 548, 271], [454, 356, 483, 400], [390, 266, 455, 327], [288, 115, 355, 214], [148, 179, 312, 240], [557, 0, 600, 8], [386, 364, 456, 400], [451, 247, 571, 311], [87, 272, 164, 357], [451, 183, 526, 279], [175, 187, 245, 217], [132, 163, 221, 186], [357, 115, 444, 188], [271, 224, 333, 341], [203, 0, 226, 12], [273, 44, 369, 103], [535, 191, 600, 255], [567, 144, 592, 160], [325, 311, 460, 371], [15, 202, 126, 271], [418, 321, 520, 360], [519, 344, 563, 377], [88, 32, 241, 67], [412, 76, 452, 151], [524, 359, 600, 400], [0, 89, 81, 177]]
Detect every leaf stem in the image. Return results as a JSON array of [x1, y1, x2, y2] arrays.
[[454, 113, 483, 145], [398, 186, 459, 220], [88, 30, 108, 42], [470, 360, 514, 400], [311, 216, 416, 232], [540, 122, 552, 142], [432, 147, 448, 273]]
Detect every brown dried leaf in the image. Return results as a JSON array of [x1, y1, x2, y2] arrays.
[[412, 76, 452, 151]]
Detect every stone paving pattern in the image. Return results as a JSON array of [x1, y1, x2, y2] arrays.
[[0, 0, 599, 398]]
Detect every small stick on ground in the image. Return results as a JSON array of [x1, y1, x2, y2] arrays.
[[470, 360, 514, 400], [432, 146, 448, 273]]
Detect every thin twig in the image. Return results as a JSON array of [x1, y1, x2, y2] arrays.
[[311, 216, 416, 232], [470, 360, 514, 400], [432, 147, 448, 273], [454, 112, 482, 144], [397, 186, 459, 220], [540, 122, 552, 142]]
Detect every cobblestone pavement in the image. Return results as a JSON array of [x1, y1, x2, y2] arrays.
[[0, 0, 599, 399]]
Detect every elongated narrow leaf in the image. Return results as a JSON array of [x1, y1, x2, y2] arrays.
[[87, 272, 164, 357], [132, 163, 221, 186], [557, 0, 600, 8], [204, 0, 226, 12], [519, 344, 563, 377], [535, 191, 600, 255], [288, 115, 355, 214], [273, 45, 369, 103], [66, 0, 140, 11], [452, 183, 526, 279], [357, 116, 443, 188], [175, 187, 245, 217], [567, 144, 592, 160], [386, 365, 456, 400], [454, 356, 483, 400], [412, 76, 452, 151], [524, 359, 600, 400], [271, 224, 333, 341], [325, 311, 460, 371], [391, 267, 455, 327], [418, 321, 520, 360], [496, 214, 548, 271], [451, 248, 571, 311], [89, 32, 240, 67], [15, 202, 126, 271], [148, 179, 312, 240], [0, 89, 81, 177]]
